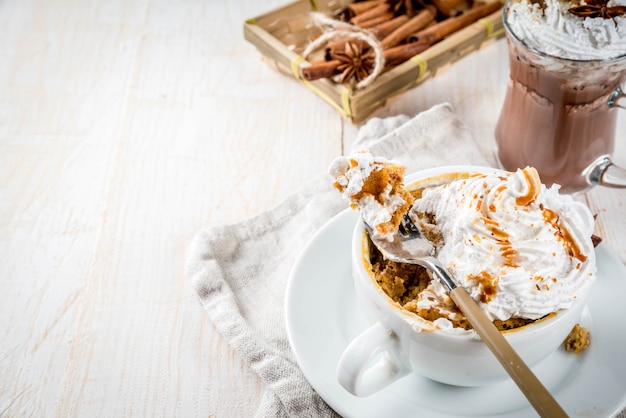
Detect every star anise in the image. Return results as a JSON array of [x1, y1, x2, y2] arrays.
[[568, 0, 626, 21], [332, 41, 376, 84]]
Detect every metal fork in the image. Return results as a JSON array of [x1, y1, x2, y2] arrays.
[[364, 213, 457, 291]]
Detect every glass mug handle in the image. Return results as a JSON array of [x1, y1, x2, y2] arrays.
[[584, 87, 626, 188], [336, 321, 409, 396]]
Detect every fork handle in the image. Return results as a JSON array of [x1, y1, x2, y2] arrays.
[[450, 287, 568, 418]]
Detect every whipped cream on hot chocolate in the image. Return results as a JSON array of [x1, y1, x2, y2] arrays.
[[412, 167, 597, 321], [507, 0, 626, 60]]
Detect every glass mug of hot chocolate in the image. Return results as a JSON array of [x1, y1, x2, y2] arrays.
[[495, 0, 626, 193]]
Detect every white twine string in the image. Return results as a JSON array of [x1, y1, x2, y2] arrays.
[[302, 12, 385, 89]]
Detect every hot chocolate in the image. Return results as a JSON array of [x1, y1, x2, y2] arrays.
[[495, 0, 626, 193], [495, 38, 623, 192]]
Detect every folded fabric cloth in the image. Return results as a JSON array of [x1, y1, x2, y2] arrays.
[[186, 103, 494, 417]]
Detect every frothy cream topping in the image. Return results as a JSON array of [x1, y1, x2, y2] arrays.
[[329, 151, 410, 241], [329, 151, 380, 196], [507, 0, 626, 60], [411, 167, 597, 321]]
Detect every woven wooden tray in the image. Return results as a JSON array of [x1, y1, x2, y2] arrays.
[[244, 0, 504, 123]]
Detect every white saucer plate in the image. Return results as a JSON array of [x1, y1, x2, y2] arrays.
[[285, 209, 626, 418]]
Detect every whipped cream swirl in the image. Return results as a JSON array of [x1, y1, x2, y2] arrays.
[[411, 168, 597, 321], [507, 0, 626, 60]]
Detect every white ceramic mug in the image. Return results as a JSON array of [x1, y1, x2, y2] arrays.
[[336, 166, 590, 396]]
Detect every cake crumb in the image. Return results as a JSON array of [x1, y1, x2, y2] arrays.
[[563, 324, 590, 354]]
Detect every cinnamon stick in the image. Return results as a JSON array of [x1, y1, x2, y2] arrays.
[[368, 15, 410, 39], [350, 3, 391, 26], [380, 6, 437, 48], [326, 15, 409, 57], [301, 59, 341, 81], [382, 41, 431, 67], [431, 0, 470, 17], [358, 12, 395, 29], [410, 1, 503, 45], [348, 0, 386, 16]]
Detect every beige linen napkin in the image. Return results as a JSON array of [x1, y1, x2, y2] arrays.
[[186, 103, 494, 417]]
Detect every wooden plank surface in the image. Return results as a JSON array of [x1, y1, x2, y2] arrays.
[[0, 0, 624, 417]]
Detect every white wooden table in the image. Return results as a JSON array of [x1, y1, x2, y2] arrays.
[[0, 0, 624, 417]]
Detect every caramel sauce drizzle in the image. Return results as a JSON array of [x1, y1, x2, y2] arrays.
[[482, 219, 519, 268], [474, 168, 550, 274], [469, 271, 499, 303], [542, 207, 587, 262], [515, 167, 541, 206], [478, 191, 519, 269]]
